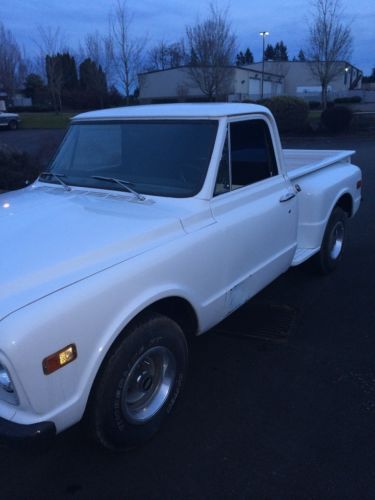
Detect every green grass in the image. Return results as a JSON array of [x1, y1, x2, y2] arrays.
[[309, 110, 322, 119], [19, 112, 75, 129]]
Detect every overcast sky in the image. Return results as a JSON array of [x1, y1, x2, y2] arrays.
[[1, 0, 373, 74]]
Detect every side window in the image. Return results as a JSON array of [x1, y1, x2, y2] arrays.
[[230, 119, 278, 189]]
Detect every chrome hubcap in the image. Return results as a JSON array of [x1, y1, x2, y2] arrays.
[[121, 346, 176, 423], [329, 221, 345, 260]]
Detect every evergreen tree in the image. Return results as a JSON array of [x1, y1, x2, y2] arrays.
[[244, 48, 254, 64], [264, 44, 275, 60], [236, 51, 245, 65], [24, 73, 44, 93], [236, 48, 254, 66], [298, 49, 306, 61], [45, 54, 64, 111], [274, 41, 288, 61], [60, 52, 78, 90], [79, 58, 108, 107], [24, 73, 47, 104], [80, 58, 107, 92], [45, 52, 79, 110]]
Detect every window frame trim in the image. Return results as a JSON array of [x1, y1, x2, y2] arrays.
[[228, 123, 233, 191], [213, 114, 281, 196]]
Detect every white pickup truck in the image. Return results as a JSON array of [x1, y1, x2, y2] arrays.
[[0, 103, 361, 450]]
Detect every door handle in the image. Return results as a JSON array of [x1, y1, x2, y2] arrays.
[[279, 192, 296, 203]]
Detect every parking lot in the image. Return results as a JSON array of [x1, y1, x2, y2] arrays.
[[0, 130, 374, 499]]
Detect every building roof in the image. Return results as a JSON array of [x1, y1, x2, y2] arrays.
[[74, 103, 272, 121], [248, 60, 363, 74], [138, 64, 284, 79]]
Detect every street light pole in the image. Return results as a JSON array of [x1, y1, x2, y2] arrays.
[[259, 31, 269, 99]]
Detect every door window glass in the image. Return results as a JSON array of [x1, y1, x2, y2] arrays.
[[230, 119, 278, 189]]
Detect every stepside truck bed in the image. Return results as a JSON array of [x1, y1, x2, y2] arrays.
[[283, 149, 355, 180]]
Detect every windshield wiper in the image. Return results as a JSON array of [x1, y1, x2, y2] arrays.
[[91, 175, 146, 201], [39, 172, 72, 192]]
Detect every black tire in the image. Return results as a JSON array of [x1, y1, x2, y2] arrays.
[[313, 206, 347, 274], [87, 312, 188, 451], [8, 120, 18, 131]]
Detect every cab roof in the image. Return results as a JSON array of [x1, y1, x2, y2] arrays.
[[73, 103, 271, 121]]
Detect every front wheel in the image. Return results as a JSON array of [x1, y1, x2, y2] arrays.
[[87, 312, 188, 451], [8, 120, 18, 131], [313, 206, 347, 274]]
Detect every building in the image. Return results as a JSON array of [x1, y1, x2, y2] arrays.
[[247, 60, 362, 100], [0, 88, 32, 109], [139, 65, 284, 103], [138, 60, 363, 103]]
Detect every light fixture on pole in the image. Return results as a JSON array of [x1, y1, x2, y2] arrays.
[[259, 31, 269, 99]]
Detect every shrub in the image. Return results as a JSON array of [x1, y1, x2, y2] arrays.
[[257, 96, 309, 133], [0, 145, 41, 191], [308, 101, 321, 110], [321, 106, 353, 133], [334, 96, 362, 104], [8, 105, 54, 113]]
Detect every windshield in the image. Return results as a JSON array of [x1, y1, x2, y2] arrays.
[[44, 120, 218, 197]]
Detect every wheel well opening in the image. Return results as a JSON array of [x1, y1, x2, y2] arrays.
[[84, 297, 198, 424], [97, 297, 198, 370], [336, 193, 353, 217], [147, 297, 199, 337]]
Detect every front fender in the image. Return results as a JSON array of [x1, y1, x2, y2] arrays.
[[0, 250, 204, 432]]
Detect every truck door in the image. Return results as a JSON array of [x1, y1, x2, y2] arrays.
[[210, 116, 298, 313]]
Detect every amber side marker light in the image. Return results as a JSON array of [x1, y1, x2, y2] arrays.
[[43, 344, 77, 375]]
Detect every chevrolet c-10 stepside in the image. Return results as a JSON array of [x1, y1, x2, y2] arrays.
[[0, 103, 362, 449]]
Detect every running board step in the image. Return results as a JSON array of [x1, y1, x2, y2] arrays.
[[292, 247, 320, 266]]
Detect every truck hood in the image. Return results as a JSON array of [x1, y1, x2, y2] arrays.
[[0, 185, 186, 320]]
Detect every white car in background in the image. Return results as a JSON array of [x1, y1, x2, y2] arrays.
[[0, 111, 21, 130]]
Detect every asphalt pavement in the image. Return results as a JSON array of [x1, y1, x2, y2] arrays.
[[0, 131, 374, 499]]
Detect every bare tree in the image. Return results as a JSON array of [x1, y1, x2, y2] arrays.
[[34, 26, 65, 78], [186, 4, 236, 101], [0, 22, 25, 100], [80, 31, 114, 86], [147, 40, 170, 71], [109, 0, 144, 103], [34, 26, 65, 111], [307, 0, 352, 108], [147, 40, 187, 71]]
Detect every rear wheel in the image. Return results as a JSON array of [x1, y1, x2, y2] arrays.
[[314, 206, 347, 274], [87, 312, 188, 451]]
